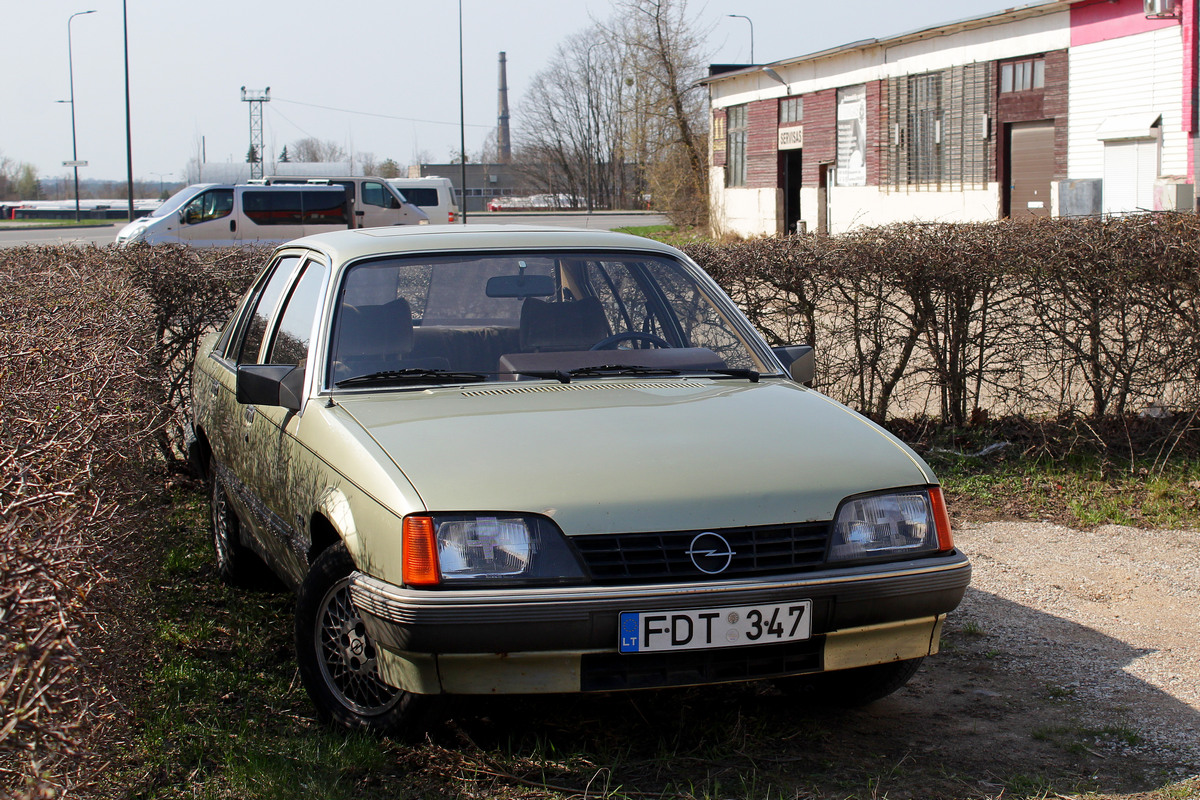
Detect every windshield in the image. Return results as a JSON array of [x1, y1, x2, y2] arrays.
[[328, 250, 773, 387], [149, 185, 208, 218]]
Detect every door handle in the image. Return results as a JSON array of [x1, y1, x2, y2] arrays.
[[243, 406, 256, 424], [230, 219, 237, 233]]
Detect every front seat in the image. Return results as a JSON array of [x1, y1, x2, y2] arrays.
[[332, 297, 446, 382], [519, 297, 610, 352]]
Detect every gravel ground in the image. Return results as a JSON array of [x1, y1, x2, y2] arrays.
[[939, 520, 1200, 787]]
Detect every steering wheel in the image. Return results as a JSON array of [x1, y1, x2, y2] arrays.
[[590, 332, 672, 350]]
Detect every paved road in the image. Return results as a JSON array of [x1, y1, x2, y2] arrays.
[[0, 211, 670, 249]]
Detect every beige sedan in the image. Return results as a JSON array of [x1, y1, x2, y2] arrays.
[[189, 225, 970, 733]]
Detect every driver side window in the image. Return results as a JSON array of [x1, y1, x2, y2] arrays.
[[182, 189, 234, 224]]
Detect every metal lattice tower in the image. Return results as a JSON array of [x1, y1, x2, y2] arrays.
[[240, 86, 270, 179]]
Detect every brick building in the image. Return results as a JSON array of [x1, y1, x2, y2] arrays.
[[704, 0, 1197, 236]]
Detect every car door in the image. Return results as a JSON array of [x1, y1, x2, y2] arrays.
[[238, 256, 330, 583], [209, 254, 303, 560], [177, 187, 238, 245]]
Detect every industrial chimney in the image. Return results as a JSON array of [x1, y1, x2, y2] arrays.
[[497, 52, 512, 163]]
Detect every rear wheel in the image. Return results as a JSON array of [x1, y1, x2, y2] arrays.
[[295, 544, 428, 734], [774, 658, 924, 707]]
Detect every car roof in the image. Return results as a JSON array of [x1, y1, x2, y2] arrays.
[[279, 224, 684, 264]]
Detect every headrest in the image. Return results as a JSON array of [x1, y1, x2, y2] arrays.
[[335, 297, 414, 358], [519, 297, 610, 351]]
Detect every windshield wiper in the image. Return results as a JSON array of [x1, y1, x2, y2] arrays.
[[566, 364, 682, 379], [513, 370, 574, 384], [685, 368, 761, 383], [335, 368, 488, 388]]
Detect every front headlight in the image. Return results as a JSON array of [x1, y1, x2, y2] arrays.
[[828, 488, 953, 563], [402, 513, 586, 586]]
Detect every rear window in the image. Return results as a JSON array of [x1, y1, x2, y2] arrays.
[[243, 191, 303, 226], [396, 187, 439, 207], [303, 190, 349, 225]]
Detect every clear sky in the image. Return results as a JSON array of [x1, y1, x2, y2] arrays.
[[2, 0, 1028, 184]]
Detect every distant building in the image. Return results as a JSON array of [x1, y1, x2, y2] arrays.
[[704, 0, 1197, 236], [408, 163, 520, 213]]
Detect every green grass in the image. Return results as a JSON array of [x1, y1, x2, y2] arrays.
[[613, 224, 675, 238], [933, 453, 1200, 529]]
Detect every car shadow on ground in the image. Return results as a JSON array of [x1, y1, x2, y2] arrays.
[[420, 587, 1198, 799]]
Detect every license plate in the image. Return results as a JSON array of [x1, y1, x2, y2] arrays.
[[619, 600, 812, 653]]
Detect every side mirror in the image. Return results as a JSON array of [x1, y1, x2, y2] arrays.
[[771, 345, 814, 386], [236, 364, 305, 411]]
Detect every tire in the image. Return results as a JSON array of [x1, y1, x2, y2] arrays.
[[774, 657, 924, 707], [295, 543, 428, 735], [211, 472, 271, 588]]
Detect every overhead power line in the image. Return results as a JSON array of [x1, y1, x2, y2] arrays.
[[272, 97, 492, 129]]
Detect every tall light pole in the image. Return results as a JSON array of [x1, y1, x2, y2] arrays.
[[727, 14, 754, 64], [458, 0, 467, 223], [64, 10, 96, 223], [123, 0, 134, 221]]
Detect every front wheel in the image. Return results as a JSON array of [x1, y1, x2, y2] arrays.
[[773, 658, 924, 707], [295, 544, 428, 734]]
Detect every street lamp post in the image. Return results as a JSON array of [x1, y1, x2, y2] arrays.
[[65, 9, 96, 223], [727, 14, 754, 64]]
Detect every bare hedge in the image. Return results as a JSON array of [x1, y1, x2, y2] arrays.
[[0, 244, 262, 795], [684, 214, 1200, 424]]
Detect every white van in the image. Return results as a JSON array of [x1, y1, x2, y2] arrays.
[[386, 176, 459, 224], [262, 176, 428, 227], [116, 184, 352, 247]]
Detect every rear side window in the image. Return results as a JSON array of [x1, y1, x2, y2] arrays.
[[397, 187, 438, 207], [243, 191, 303, 226], [235, 256, 300, 363], [267, 260, 328, 367], [303, 191, 349, 225]]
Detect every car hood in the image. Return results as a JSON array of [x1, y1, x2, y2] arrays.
[[334, 379, 934, 536]]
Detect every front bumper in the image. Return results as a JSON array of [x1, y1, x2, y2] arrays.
[[350, 551, 970, 695]]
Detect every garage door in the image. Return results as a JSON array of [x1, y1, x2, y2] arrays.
[[1103, 138, 1159, 215], [1007, 121, 1054, 220]]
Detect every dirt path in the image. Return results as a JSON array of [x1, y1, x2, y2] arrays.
[[873, 520, 1200, 796]]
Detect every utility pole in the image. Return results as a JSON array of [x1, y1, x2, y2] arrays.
[[240, 87, 270, 180]]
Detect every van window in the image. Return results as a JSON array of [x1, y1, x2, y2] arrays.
[[397, 187, 439, 207], [243, 191, 303, 226], [302, 190, 349, 225], [182, 189, 234, 224], [361, 181, 391, 208]]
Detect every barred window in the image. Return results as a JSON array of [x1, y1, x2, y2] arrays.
[[779, 97, 803, 124], [907, 74, 943, 184], [726, 105, 748, 187]]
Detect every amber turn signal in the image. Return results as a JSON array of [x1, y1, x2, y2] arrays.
[[402, 515, 440, 586], [929, 487, 954, 552]]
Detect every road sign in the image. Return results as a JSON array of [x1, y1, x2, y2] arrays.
[[62, 160, 88, 167]]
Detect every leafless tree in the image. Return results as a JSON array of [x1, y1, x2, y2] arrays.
[[513, 0, 710, 221], [291, 137, 348, 163]]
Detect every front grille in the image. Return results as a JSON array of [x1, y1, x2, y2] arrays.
[[571, 523, 831, 584], [581, 636, 824, 691]]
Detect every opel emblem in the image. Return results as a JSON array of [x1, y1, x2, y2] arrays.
[[687, 532, 735, 574]]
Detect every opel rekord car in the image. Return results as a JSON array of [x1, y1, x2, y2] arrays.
[[189, 225, 971, 732]]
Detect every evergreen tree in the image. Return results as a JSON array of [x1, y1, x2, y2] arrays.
[[279, 146, 290, 163], [246, 145, 259, 164]]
